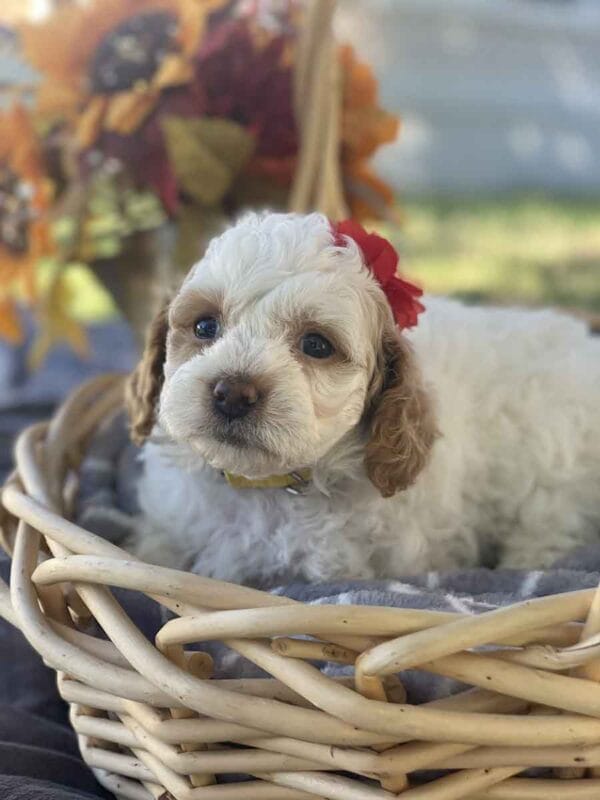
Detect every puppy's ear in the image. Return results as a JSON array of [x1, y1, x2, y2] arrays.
[[125, 301, 170, 446], [364, 330, 437, 498]]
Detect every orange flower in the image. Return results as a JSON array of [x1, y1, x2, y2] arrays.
[[0, 104, 53, 343], [344, 162, 397, 224], [21, 0, 227, 146], [339, 45, 400, 220]]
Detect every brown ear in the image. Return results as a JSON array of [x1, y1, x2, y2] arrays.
[[125, 301, 170, 446], [364, 331, 437, 498]]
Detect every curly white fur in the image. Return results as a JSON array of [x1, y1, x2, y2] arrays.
[[129, 212, 600, 585]]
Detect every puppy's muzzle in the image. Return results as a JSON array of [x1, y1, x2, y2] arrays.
[[213, 378, 260, 420]]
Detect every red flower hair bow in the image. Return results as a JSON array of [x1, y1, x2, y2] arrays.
[[331, 219, 425, 329]]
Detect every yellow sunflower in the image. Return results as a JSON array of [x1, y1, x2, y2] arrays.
[[0, 104, 53, 343], [21, 0, 227, 147]]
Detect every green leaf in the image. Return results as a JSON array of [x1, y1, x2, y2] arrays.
[[162, 116, 255, 206]]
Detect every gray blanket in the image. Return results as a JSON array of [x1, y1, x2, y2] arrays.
[[0, 319, 136, 483], [0, 320, 136, 798]]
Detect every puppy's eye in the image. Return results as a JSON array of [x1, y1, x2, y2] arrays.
[[301, 333, 334, 359], [194, 316, 220, 340]]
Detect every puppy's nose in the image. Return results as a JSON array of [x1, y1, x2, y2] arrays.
[[213, 379, 259, 420]]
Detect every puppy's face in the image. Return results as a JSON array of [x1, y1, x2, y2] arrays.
[[127, 213, 436, 496]]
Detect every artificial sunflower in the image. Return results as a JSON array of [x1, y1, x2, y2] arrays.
[[0, 103, 53, 343], [21, 0, 228, 147], [339, 45, 400, 220]]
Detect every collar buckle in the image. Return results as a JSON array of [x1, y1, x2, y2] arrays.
[[285, 471, 311, 495]]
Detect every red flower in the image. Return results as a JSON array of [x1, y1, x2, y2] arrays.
[[332, 219, 425, 329], [195, 18, 297, 159]]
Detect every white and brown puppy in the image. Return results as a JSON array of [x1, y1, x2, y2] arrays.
[[126, 211, 600, 585]]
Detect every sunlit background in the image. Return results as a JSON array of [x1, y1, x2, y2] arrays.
[[338, 0, 600, 321], [1, 0, 599, 328]]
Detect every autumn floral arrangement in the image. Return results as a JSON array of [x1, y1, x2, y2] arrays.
[[0, 0, 399, 355]]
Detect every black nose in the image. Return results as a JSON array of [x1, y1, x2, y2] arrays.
[[213, 379, 259, 420]]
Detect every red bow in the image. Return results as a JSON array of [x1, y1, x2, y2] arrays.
[[331, 219, 425, 329]]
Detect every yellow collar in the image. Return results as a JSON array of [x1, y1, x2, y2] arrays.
[[223, 468, 311, 494]]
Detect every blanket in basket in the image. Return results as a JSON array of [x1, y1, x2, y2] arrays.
[[75, 410, 600, 704]]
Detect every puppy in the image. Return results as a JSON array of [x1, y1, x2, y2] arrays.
[[125, 211, 600, 586]]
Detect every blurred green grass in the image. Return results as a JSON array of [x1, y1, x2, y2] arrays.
[[65, 195, 600, 322], [384, 196, 600, 314]]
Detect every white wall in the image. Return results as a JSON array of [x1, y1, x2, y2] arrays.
[[337, 0, 600, 196]]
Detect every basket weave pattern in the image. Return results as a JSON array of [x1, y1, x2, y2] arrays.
[[3, 375, 600, 799]]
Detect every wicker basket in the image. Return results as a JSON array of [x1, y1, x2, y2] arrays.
[[3, 375, 600, 800]]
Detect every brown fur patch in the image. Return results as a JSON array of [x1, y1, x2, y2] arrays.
[[125, 300, 170, 445], [364, 331, 438, 497], [167, 288, 223, 368], [167, 326, 208, 371], [169, 287, 221, 330]]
